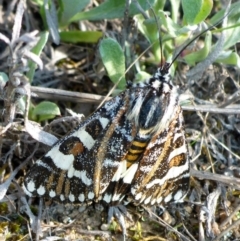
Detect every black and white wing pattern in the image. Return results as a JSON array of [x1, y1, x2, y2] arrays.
[[101, 65, 190, 206], [23, 63, 190, 238], [129, 101, 189, 206], [23, 91, 136, 203]]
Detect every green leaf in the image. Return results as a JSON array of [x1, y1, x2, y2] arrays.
[[210, 1, 240, 25], [32, 101, 61, 122], [183, 31, 212, 66], [70, 0, 155, 22], [134, 71, 151, 83], [136, 11, 181, 63], [194, 0, 213, 24], [60, 31, 103, 43], [170, 0, 180, 23], [182, 0, 213, 25], [216, 51, 240, 68], [141, 18, 160, 62], [26, 31, 49, 82], [99, 38, 126, 90], [210, 3, 240, 50], [223, 23, 240, 50], [44, 0, 59, 45], [30, 0, 43, 6], [59, 0, 90, 26]]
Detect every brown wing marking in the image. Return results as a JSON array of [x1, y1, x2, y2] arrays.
[[93, 93, 131, 197], [55, 171, 67, 195]]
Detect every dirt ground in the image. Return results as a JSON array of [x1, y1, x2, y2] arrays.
[[1, 1, 240, 241]]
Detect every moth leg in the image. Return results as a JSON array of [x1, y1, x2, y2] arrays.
[[108, 205, 131, 241]]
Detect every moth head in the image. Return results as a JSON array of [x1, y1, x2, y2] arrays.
[[148, 62, 171, 90]]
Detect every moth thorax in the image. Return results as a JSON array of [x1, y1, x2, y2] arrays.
[[139, 95, 162, 130]]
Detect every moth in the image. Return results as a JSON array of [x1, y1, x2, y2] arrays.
[[23, 61, 190, 236]]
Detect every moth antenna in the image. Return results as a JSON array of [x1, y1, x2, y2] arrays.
[[169, 12, 231, 69]]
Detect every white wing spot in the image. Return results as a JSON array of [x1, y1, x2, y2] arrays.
[[140, 194, 146, 203], [78, 193, 85, 202], [144, 195, 152, 205], [37, 185, 46, 195], [103, 193, 112, 203], [174, 190, 183, 201], [81, 170, 92, 186], [69, 193, 75, 202], [88, 192, 94, 200], [27, 180, 36, 192], [73, 170, 92, 186], [164, 193, 172, 203], [151, 198, 156, 205], [135, 192, 142, 200], [49, 190, 56, 197], [99, 117, 109, 129], [157, 197, 163, 204], [60, 194, 65, 201]]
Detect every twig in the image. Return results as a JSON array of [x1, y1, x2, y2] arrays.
[[143, 207, 192, 241], [190, 168, 240, 190], [218, 89, 240, 108], [212, 218, 240, 241], [0, 122, 13, 135], [0, 142, 38, 201], [219, 203, 240, 228], [30, 86, 240, 114], [183, 104, 240, 114], [182, 223, 198, 241], [30, 86, 110, 104], [36, 198, 43, 241], [209, 134, 240, 160], [76, 229, 112, 240]]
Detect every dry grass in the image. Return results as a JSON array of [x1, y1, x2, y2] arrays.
[[0, 1, 240, 241]]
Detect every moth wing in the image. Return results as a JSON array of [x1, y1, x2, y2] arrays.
[[129, 106, 190, 206], [23, 92, 136, 203]]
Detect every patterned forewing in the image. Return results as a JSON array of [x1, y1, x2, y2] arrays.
[[130, 105, 190, 206], [23, 91, 136, 203], [99, 82, 189, 206]]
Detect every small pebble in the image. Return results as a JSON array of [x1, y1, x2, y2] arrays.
[[63, 216, 72, 224], [162, 211, 176, 225], [100, 223, 109, 231], [87, 225, 92, 230]]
